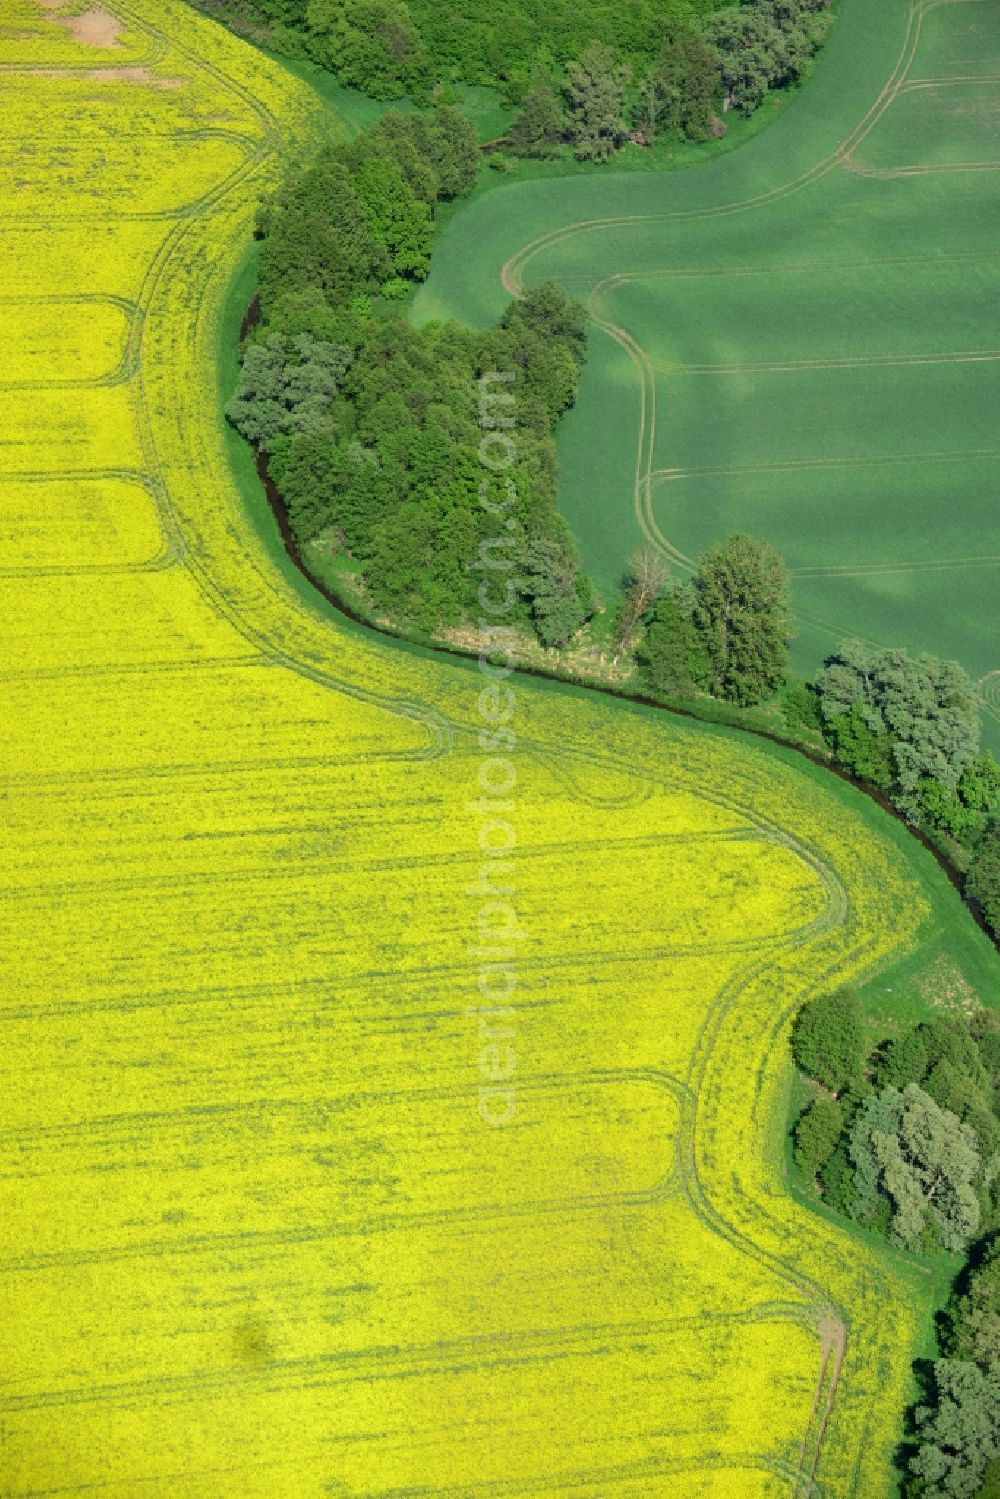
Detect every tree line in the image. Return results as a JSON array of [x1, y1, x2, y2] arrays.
[[509, 0, 833, 162], [813, 642, 1000, 943], [790, 990, 1000, 1495], [229, 110, 595, 643], [609, 537, 1000, 944], [191, 0, 833, 152]]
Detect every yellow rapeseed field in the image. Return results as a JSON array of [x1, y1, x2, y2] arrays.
[[0, 2, 946, 1494]]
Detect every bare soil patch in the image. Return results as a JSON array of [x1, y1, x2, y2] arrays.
[[918, 953, 981, 1014], [33, 2, 123, 48], [88, 67, 181, 87], [33, 64, 181, 87]]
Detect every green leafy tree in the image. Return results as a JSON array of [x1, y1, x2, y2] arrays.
[[780, 678, 823, 735], [520, 535, 591, 647], [920, 780, 982, 843], [499, 281, 588, 366], [691, 532, 792, 705], [827, 703, 896, 791], [820, 1137, 857, 1213], [706, 8, 777, 115], [351, 153, 433, 277], [978, 1459, 1000, 1499], [258, 154, 390, 311], [945, 1239, 1000, 1368], [849, 1085, 982, 1253], [638, 583, 711, 695], [921, 752, 1000, 849], [242, 86, 589, 647], [203, 0, 834, 134], [967, 820, 1000, 938], [791, 989, 864, 1094], [226, 333, 351, 449], [565, 42, 631, 162], [483, 283, 588, 430], [304, 0, 434, 100], [909, 1360, 1000, 1499], [879, 1015, 991, 1094], [646, 28, 721, 141], [878, 1027, 932, 1090], [268, 429, 342, 541], [971, 1010, 1000, 1086], [922, 1058, 1000, 1163], [706, 0, 829, 117], [265, 283, 365, 345], [794, 1096, 845, 1179], [426, 106, 481, 198], [510, 79, 568, 156], [365, 111, 441, 202], [817, 640, 980, 819], [959, 755, 1000, 817]]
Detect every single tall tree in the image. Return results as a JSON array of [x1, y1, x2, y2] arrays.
[[638, 583, 710, 694], [612, 548, 670, 660], [426, 106, 481, 198], [564, 42, 631, 162], [521, 536, 590, 648], [691, 532, 791, 704], [510, 79, 568, 157], [649, 29, 722, 141]]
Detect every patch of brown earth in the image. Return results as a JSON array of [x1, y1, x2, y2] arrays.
[[33, 65, 182, 86], [61, 8, 123, 46], [33, 2, 124, 48], [87, 66, 182, 86]]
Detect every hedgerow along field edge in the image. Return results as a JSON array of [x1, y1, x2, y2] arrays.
[[414, 0, 1000, 748], [2, 0, 999, 1493]]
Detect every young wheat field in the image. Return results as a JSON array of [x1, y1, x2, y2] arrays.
[[416, 0, 1000, 744]]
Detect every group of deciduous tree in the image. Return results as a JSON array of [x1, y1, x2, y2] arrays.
[[813, 640, 1000, 939], [790, 992, 1000, 1495], [254, 107, 479, 315], [608, 532, 793, 705], [508, 0, 832, 161], [191, 0, 833, 152], [229, 111, 595, 643]]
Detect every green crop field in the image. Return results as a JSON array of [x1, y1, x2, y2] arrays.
[[414, 0, 1000, 743]]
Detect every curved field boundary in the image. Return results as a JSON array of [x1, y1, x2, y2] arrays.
[[0, 294, 141, 390], [497, 0, 998, 686], [86, 0, 458, 761], [500, 0, 940, 307]]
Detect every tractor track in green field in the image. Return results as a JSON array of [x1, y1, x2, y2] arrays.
[[496, 0, 1000, 712], [500, 0, 939, 301]]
